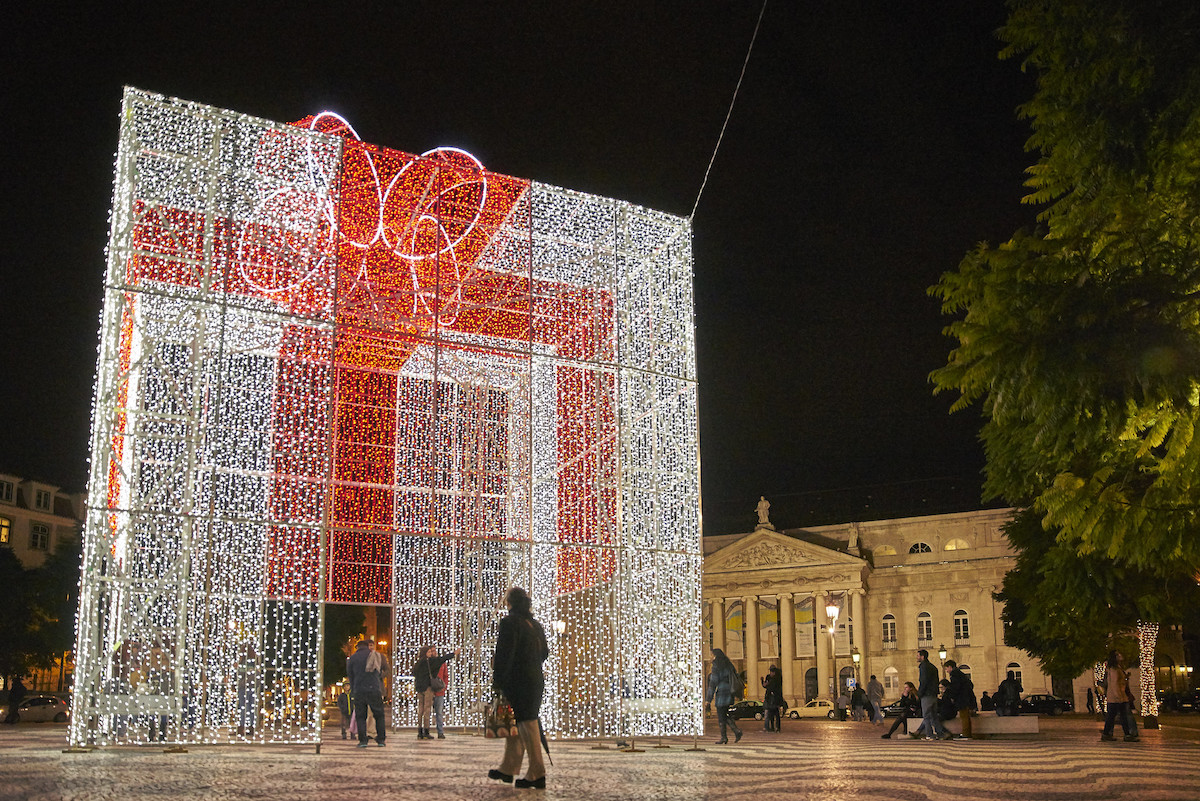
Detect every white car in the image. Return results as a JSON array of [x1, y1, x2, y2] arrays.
[[788, 698, 837, 719], [0, 694, 71, 723]]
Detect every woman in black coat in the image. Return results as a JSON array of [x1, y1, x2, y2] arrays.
[[488, 587, 549, 789], [413, 645, 457, 740]]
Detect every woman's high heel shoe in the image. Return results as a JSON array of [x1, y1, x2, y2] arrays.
[[515, 776, 546, 789]]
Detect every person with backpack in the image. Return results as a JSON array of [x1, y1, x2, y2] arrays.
[[944, 660, 976, 739], [704, 648, 744, 744]]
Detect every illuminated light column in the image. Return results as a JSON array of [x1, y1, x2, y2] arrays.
[[779, 593, 795, 705], [743, 595, 759, 698]]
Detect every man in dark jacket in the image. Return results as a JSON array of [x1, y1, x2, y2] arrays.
[[4, 677, 27, 724], [944, 660, 975, 739], [997, 670, 1023, 717], [914, 649, 949, 740], [346, 639, 388, 747]]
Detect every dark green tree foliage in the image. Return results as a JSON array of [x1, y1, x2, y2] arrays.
[[28, 535, 82, 667], [0, 540, 82, 683], [931, 0, 1200, 576], [0, 548, 37, 684], [996, 510, 1200, 676]]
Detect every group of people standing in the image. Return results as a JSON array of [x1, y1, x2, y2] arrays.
[[341, 587, 550, 789], [879, 650, 978, 739]]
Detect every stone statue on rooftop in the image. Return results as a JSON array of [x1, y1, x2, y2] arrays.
[[756, 496, 771, 527]]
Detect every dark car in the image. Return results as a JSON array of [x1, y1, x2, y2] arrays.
[[880, 699, 914, 718], [1019, 693, 1073, 715], [1158, 689, 1200, 712], [726, 700, 765, 720]]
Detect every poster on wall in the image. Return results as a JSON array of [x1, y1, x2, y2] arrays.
[[758, 598, 779, 658], [725, 601, 744, 660], [794, 598, 815, 658]]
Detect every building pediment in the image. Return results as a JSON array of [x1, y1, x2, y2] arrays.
[[705, 528, 864, 573]]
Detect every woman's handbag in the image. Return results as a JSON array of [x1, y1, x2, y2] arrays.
[[483, 692, 518, 738], [427, 660, 446, 692]]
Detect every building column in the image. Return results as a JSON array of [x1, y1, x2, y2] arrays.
[[850, 590, 865, 653], [743, 594, 760, 698], [711, 598, 726, 655], [779, 593, 795, 706], [851, 589, 866, 687], [814, 591, 831, 701]]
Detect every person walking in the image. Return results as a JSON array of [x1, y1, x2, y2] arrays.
[[346, 638, 388, 748], [944, 660, 975, 739], [704, 648, 744, 744], [3, 677, 27, 725], [488, 587, 550, 789], [851, 684, 869, 722], [881, 682, 920, 738], [413, 645, 458, 740], [1100, 650, 1138, 742], [761, 665, 783, 731], [336, 680, 351, 740], [866, 674, 885, 726], [1086, 687, 1096, 714], [914, 649, 949, 740]]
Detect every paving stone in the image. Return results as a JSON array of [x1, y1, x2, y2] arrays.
[[2, 716, 1198, 800]]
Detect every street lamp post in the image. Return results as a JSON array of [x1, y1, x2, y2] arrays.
[[938, 644, 947, 664], [826, 602, 839, 699], [852, 648, 861, 687]]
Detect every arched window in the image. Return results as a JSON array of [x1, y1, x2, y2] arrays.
[[883, 666, 900, 694], [881, 614, 896, 649], [959, 663, 971, 676], [1006, 661, 1023, 684], [875, 544, 896, 556], [954, 609, 970, 644], [909, 542, 932, 554], [944, 538, 970, 550], [917, 612, 932, 646]]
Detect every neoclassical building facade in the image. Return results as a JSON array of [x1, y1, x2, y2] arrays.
[[702, 507, 1051, 706]]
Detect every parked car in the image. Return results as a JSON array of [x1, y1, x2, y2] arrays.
[[787, 698, 836, 719], [1019, 693, 1073, 715], [1157, 689, 1200, 712], [726, 700, 765, 720], [0, 694, 71, 723], [880, 699, 913, 718]]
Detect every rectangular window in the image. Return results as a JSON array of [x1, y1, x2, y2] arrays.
[[30, 522, 49, 551], [882, 619, 896, 648], [35, 489, 52, 510], [954, 615, 970, 642], [0, 481, 12, 503], [0, 517, 10, 545], [917, 618, 932, 643]]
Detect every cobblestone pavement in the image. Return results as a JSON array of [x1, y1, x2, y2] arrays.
[[2, 715, 1199, 801]]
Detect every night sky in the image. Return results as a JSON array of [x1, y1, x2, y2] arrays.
[[5, 1, 1037, 536]]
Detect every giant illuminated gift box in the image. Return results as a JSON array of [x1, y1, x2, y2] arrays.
[[69, 88, 702, 745]]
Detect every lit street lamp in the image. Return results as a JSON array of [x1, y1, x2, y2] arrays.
[[826, 602, 839, 699], [938, 644, 947, 663]]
